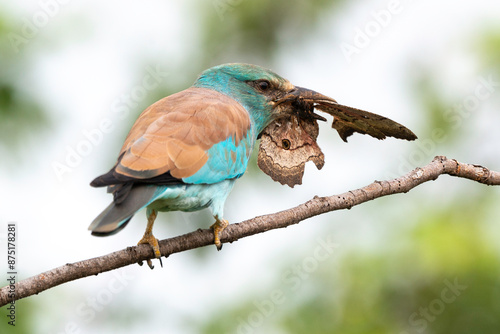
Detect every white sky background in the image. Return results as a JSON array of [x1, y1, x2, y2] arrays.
[[1, 0, 500, 333]]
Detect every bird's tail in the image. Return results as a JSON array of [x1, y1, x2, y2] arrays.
[[88, 185, 162, 236]]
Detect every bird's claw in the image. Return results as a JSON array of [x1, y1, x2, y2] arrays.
[[140, 257, 162, 270], [210, 217, 229, 251], [137, 233, 162, 269]]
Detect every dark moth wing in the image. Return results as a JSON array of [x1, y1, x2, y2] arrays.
[[315, 101, 418, 142]]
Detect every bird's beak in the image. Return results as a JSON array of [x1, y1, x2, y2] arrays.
[[273, 86, 335, 121], [275, 86, 337, 105]]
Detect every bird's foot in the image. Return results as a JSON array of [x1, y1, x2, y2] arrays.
[[137, 233, 162, 269], [210, 217, 229, 251]]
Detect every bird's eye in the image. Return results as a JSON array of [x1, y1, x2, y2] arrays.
[[256, 80, 270, 91]]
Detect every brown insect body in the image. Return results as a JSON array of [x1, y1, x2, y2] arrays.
[[257, 87, 417, 187]]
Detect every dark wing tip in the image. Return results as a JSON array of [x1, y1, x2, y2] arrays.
[[90, 175, 107, 187], [404, 130, 418, 141], [90, 167, 123, 187]]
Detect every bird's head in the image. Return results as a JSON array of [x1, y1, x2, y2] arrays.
[[193, 63, 333, 133]]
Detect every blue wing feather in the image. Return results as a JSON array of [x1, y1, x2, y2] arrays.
[[182, 130, 255, 184]]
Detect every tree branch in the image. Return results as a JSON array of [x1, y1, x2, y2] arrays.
[[1, 156, 499, 307]]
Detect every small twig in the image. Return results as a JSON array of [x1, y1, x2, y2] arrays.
[[1, 156, 499, 307]]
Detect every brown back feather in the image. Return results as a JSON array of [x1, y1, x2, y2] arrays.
[[114, 87, 251, 180]]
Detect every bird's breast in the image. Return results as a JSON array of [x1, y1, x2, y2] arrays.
[[147, 179, 236, 214]]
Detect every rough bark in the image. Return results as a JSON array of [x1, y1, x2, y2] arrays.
[[1, 156, 499, 307]]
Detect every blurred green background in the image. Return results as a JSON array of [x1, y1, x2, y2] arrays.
[[1, 0, 499, 333]]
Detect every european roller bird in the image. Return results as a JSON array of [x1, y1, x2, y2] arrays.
[[89, 64, 297, 268], [89, 63, 416, 268]]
